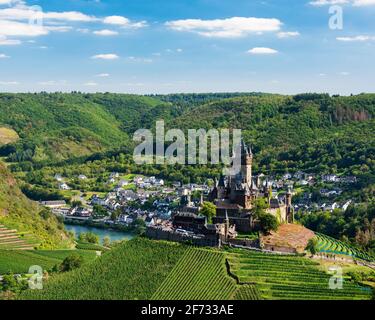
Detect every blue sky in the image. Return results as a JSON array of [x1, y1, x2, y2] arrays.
[[0, 0, 374, 94]]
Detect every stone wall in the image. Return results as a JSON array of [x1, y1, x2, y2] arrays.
[[146, 227, 219, 247]]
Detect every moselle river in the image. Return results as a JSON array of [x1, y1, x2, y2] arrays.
[[64, 224, 134, 243]]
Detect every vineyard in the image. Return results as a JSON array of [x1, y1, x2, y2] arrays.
[[152, 248, 238, 300], [315, 233, 375, 262], [0, 225, 39, 250], [20, 238, 187, 300], [17, 238, 374, 300], [0, 249, 97, 274], [227, 249, 373, 300]]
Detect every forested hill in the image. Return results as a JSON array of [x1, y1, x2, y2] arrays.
[[0, 92, 374, 182], [0, 162, 72, 249]]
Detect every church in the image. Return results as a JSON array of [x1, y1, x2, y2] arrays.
[[209, 140, 294, 233]]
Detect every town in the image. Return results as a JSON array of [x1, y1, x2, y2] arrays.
[[43, 142, 359, 250]]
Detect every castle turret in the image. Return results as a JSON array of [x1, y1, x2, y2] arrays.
[[240, 139, 253, 185]]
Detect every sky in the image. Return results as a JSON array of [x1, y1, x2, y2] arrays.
[[0, 0, 374, 95]]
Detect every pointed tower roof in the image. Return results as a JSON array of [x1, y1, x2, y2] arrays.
[[240, 139, 253, 156], [218, 174, 226, 187]]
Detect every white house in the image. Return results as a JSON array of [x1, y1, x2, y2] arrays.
[[58, 182, 70, 190]]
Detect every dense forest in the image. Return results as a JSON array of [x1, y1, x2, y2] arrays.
[[0, 92, 374, 251]]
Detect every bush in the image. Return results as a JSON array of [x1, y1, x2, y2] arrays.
[[60, 254, 84, 272]]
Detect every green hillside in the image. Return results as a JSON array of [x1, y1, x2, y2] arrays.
[[20, 238, 187, 300], [0, 162, 72, 249], [227, 248, 372, 300], [0, 249, 97, 274], [19, 239, 373, 300]]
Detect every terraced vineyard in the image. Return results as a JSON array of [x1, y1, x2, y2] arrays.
[[0, 249, 97, 274], [152, 248, 238, 300], [0, 224, 39, 250], [315, 233, 374, 262], [233, 285, 261, 300], [227, 249, 373, 300]]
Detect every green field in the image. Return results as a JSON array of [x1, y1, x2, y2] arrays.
[[227, 249, 373, 300], [0, 249, 97, 274], [152, 248, 238, 300], [20, 238, 187, 300], [17, 239, 374, 300], [315, 233, 374, 262]]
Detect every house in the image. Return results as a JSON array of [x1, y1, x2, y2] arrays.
[[78, 174, 88, 180], [145, 216, 156, 227], [58, 182, 70, 190], [342, 200, 352, 211], [283, 173, 292, 180], [118, 179, 129, 187], [322, 174, 339, 183], [54, 174, 63, 182], [40, 200, 67, 208], [110, 172, 119, 179]]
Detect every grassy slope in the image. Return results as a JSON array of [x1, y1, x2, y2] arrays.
[[152, 248, 238, 300], [227, 249, 372, 300], [0, 127, 19, 145], [0, 250, 97, 274], [19, 239, 372, 300], [0, 162, 72, 249], [20, 238, 187, 300]]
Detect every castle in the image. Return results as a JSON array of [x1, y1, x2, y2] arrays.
[[210, 140, 294, 232]]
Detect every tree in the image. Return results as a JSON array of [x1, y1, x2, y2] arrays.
[[60, 254, 84, 272], [103, 236, 111, 247], [200, 202, 216, 224], [306, 238, 319, 256], [133, 218, 146, 235], [258, 213, 279, 235], [85, 232, 99, 244]]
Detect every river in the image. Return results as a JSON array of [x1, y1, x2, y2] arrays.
[[64, 224, 134, 244]]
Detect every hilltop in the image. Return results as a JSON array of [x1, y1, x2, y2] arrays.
[[0, 161, 72, 249]]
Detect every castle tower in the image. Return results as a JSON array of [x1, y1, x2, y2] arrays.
[[240, 139, 253, 185], [285, 187, 294, 223], [217, 174, 226, 199], [224, 210, 230, 242]]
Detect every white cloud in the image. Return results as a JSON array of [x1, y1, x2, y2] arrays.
[[93, 29, 119, 36], [96, 73, 110, 77], [277, 31, 300, 38], [0, 19, 48, 37], [0, 81, 19, 85], [309, 0, 375, 5], [353, 0, 375, 5], [0, 35, 21, 45], [84, 81, 98, 86], [165, 17, 282, 38], [340, 71, 350, 76], [0, 0, 18, 5], [309, 0, 349, 6], [45, 26, 72, 33], [247, 47, 278, 55], [91, 53, 119, 60], [0, 53, 10, 58], [0, 6, 97, 22], [103, 15, 147, 28], [337, 35, 375, 41], [126, 56, 153, 63], [103, 15, 129, 25]]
